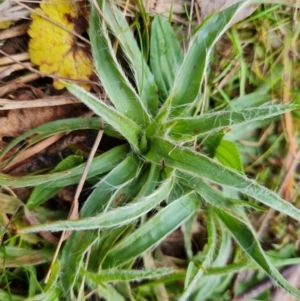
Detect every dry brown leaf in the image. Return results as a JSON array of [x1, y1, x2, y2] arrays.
[[0, 104, 79, 138]]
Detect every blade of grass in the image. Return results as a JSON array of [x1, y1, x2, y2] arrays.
[[81, 154, 142, 216], [93, 165, 162, 267], [58, 156, 142, 297], [93, 226, 130, 269], [0, 289, 24, 301], [191, 229, 232, 300]]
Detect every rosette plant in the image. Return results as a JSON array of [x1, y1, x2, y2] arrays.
[[2, 0, 300, 300]]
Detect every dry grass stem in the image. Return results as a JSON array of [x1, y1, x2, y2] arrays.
[[0, 22, 30, 39], [1, 133, 65, 171], [0, 96, 81, 110]]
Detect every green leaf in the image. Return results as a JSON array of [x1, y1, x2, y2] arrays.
[[66, 83, 141, 151], [24, 287, 61, 301], [103, 2, 158, 115], [60, 230, 99, 298], [180, 208, 217, 301], [203, 131, 224, 157], [159, 3, 243, 118], [83, 267, 173, 283], [81, 154, 142, 217], [150, 15, 183, 100], [0, 117, 103, 163], [102, 191, 200, 268], [0, 289, 24, 301], [94, 226, 130, 269], [135, 163, 161, 198], [0, 144, 129, 187], [166, 104, 300, 141], [191, 229, 232, 300], [59, 156, 142, 297], [215, 140, 243, 172], [44, 260, 61, 292], [20, 176, 174, 232], [145, 137, 300, 221], [90, 1, 151, 126], [215, 209, 300, 299], [93, 284, 126, 301], [26, 155, 83, 209]]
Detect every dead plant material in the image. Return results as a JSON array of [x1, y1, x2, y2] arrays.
[[0, 22, 30, 40], [0, 0, 30, 24], [23, 206, 59, 244], [0, 73, 41, 96], [0, 96, 81, 110], [196, 0, 257, 24], [0, 104, 78, 138], [44, 131, 87, 155]]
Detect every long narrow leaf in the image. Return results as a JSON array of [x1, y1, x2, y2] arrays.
[[90, 1, 151, 126], [81, 154, 142, 216], [102, 191, 200, 268], [66, 83, 141, 151], [159, 2, 244, 118], [216, 209, 300, 299], [26, 155, 83, 209], [145, 138, 300, 221], [0, 144, 129, 187], [83, 267, 173, 283], [60, 230, 99, 299], [0, 117, 103, 161], [20, 176, 174, 232], [58, 157, 141, 295], [166, 104, 299, 141], [103, 2, 158, 114], [180, 208, 217, 301], [59, 156, 142, 297], [150, 15, 183, 100], [191, 229, 232, 300]]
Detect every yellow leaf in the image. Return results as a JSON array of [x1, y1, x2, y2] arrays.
[[28, 0, 93, 90]]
